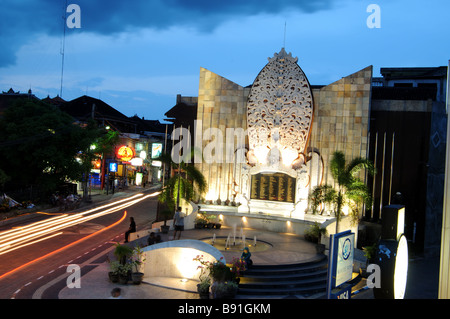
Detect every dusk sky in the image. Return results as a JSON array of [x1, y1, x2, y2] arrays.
[[1, 0, 449, 122]]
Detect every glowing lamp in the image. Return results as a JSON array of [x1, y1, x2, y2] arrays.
[[205, 190, 216, 201], [253, 146, 269, 164], [281, 148, 297, 167], [139, 151, 147, 159], [373, 235, 408, 299]]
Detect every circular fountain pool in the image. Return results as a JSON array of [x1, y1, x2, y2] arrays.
[[201, 236, 273, 252]]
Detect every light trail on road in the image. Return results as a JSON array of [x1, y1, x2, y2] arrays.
[[0, 210, 129, 281], [0, 191, 159, 256]]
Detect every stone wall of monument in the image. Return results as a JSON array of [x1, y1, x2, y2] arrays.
[[309, 66, 372, 188], [195, 67, 250, 203]]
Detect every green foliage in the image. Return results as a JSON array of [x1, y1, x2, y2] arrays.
[[309, 185, 336, 214], [0, 98, 118, 196], [117, 262, 132, 276], [113, 243, 133, 264], [209, 260, 232, 282], [157, 152, 207, 210], [362, 243, 377, 262], [308, 151, 374, 226], [195, 211, 208, 225], [109, 260, 122, 275], [304, 222, 327, 243], [211, 281, 239, 299]]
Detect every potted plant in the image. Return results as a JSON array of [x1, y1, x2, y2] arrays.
[[113, 243, 133, 265], [361, 243, 377, 277], [195, 212, 208, 229], [193, 255, 212, 299], [305, 222, 327, 254], [206, 215, 216, 229], [209, 258, 232, 282], [108, 260, 121, 283], [215, 214, 223, 229], [159, 209, 173, 234], [228, 257, 245, 284], [117, 262, 132, 285], [211, 281, 239, 299], [130, 246, 146, 284]]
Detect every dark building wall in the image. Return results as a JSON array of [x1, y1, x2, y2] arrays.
[[425, 101, 447, 257], [368, 98, 447, 255], [368, 104, 432, 253]]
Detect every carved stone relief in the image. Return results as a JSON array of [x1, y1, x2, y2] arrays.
[[247, 48, 314, 168]]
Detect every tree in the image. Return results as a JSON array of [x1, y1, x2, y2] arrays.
[[309, 151, 374, 232], [75, 121, 118, 201], [330, 151, 374, 224], [0, 98, 117, 199], [157, 152, 206, 213]]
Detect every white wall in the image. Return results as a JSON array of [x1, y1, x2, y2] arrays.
[[142, 239, 224, 281]]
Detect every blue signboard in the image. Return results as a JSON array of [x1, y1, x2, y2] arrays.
[[109, 162, 118, 173], [326, 230, 355, 299]]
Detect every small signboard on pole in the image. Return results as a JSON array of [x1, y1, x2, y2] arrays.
[[327, 230, 355, 299]]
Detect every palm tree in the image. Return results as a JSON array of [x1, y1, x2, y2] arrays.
[[309, 151, 374, 232], [157, 152, 207, 212], [329, 151, 375, 230]]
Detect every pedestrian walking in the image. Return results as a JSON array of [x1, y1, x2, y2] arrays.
[[173, 207, 185, 240]]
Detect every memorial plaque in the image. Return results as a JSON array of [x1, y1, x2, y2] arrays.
[[286, 177, 295, 203], [260, 175, 269, 200], [278, 176, 286, 201], [269, 175, 278, 201], [250, 173, 295, 203], [251, 175, 260, 199]]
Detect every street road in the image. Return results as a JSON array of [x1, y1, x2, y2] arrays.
[[0, 188, 160, 299]]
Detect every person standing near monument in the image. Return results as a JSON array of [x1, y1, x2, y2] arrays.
[[173, 207, 184, 240]]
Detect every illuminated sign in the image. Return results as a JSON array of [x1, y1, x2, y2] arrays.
[[151, 143, 163, 159], [394, 235, 408, 299], [139, 151, 147, 159], [117, 146, 135, 162], [374, 205, 408, 299], [152, 160, 162, 167], [109, 163, 118, 172], [130, 157, 143, 166], [335, 232, 354, 286], [373, 235, 409, 299], [327, 230, 355, 299], [93, 159, 101, 169]]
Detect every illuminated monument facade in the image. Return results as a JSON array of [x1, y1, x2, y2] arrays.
[[194, 48, 372, 222]]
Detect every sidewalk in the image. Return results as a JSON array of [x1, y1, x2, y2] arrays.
[[59, 227, 440, 300], [58, 226, 323, 299]]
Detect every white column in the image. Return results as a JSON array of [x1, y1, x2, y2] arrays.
[[439, 60, 450, 299]]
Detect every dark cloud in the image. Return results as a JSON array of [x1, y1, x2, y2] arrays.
[[0, 0, 335, 67]]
